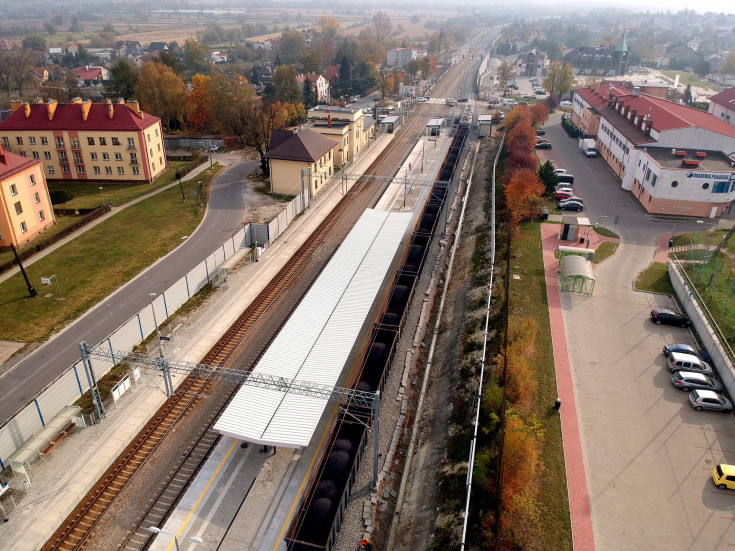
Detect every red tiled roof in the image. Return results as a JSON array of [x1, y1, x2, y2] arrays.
[[0, 147, 40, 180], [708, 86, 735, 110], [0, 103, 160, 132], [326, 65, 339, 82], [76, 66, 103, 80], [576, 85, 735, 139]]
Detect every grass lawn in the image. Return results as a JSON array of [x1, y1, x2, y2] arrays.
[[509, 222, 573, 550], [635, 262, 675, 294], [683, 253, 735, 341], [0, 214, 84, 266], [594, 241, 619, 264], [48, 161, 190, 209], [0, 163, 222, 343], [659, 70, 722, 91], [594, 226, 619, 239]]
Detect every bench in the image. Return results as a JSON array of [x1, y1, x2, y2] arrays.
[[39, 420, 76, 457]]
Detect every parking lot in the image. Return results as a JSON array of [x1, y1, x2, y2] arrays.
[[543, 120, 735, 549]]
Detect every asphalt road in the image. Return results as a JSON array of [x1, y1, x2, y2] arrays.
[[543, 115, 735, 549], [0, 159, 258, 425]]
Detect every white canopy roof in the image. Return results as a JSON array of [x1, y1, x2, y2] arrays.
[[214, 209, 413, 448]]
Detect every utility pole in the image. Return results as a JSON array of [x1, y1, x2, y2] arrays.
[[11, 244, 36, 297], [175, 169, 186, 201]]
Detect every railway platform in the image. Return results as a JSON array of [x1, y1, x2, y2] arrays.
[[0, 133, 396, 551]]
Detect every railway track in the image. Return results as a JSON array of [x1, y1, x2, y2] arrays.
[[42, 55, 474, 551]]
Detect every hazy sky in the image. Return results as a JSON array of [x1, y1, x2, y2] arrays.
[[537, 0, 734, 14]]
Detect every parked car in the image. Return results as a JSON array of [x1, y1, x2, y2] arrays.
[[523, 94, 534, 99], [536, 129, 546, 135], [689, 389, 732, 412], [662, 343, 713, 363], [535, 89, 546, 95], [488, 97, 500, 105], [557, 174, 575, 185], [558, 200, 584, 212], [666, 352, 713, 374], [535, 142, 552, 149], [209, 144, 220, 152], [416, 96, 429, 102], [712, 464, 735, 490], [458, 97, 469, 102], [555, 183, 573, 192], [651, 308, 691, 327], [671, 371, 722, 392], [554, 189, 574, 201], [554, 168, 567, 175]]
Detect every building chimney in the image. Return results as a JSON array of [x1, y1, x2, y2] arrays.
[[632, 87, 640, 97], [10, 100, 22, 113], [81, 99, 92, 121], [70, 97, 82, 104], [126, 100, 143, 119], [117, 98, 125, 105], [328, 113, 331, 127], [24, 103, 31, 118], [108, 102, 114, 119], [46, 99, 57, 121], [0, 144, 6, 165]]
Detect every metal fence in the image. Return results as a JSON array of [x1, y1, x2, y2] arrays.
[[0, 189, 314, 469]]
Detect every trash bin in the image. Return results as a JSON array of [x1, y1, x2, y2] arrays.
[[668, 238, 674, 248], [541, 206, 549, 221], [580, 237, 585, 244]]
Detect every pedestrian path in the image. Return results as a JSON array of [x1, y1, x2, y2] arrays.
[[540, 223, 596, 551], [0, 152, 242, 285], [653, 233, 708, 263]]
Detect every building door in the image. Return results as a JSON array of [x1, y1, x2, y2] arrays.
[[710, 206, 717, 218]]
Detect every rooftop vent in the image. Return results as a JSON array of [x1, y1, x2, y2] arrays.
[[675, 150, 686, 157], [681, 159, 699, 167], [696, 152, 707, 158]]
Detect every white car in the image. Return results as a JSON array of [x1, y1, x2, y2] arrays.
[[416, 96, 429, 102], [554, 168, 567, 175]]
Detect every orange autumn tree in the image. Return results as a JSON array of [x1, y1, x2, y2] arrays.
[[531, 102, 549, 126], [506, 119, 536, 150], [505, 168, 546, 225], [503, 104, 532, 131], [187, 74, 213, 133]]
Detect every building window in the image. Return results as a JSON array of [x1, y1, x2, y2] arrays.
[[105, 166, 112, 175], [87, 137, 95, 146], [112, 137, 120, 146], [117, 166, 124, 175], [47, 166, 55, 174], [103, 153, 110, 161], [152, 162, 155, 171], [33, 192, 40, 203], [132, 166, 140, 175], [39, 210, 45, 222], [99, 137, 107, 146], [713, 181, 728, 193], [76, 165, 84, 174], [1, 137, 8, 148], [115, 153, 122, 161], [56, 136, 64, 148], [128, 137, 135, 149], [41, 137, 48, 145], [19, 151, 26, 157], [16, 137, 23, 145], [159, 157, 163, 165], [62, 166, 70, 174], [32, 151, 40, 159], [651, 174, 657, 187], [29, 137, 36, 145], [9, 184, 17, 196], [71, 138, 80, 149], [29, 174, 35, 186], [149, 148, 153, 157], [14, 201, 22, 215], [20, 221, 27, 233], [44, 151, 51, 160], [155, 128, 159, 137], [147, 133, 151, 142], [74, 152, 82, 163], [93, 166, 100, 174], [130, 153, 138, 164], [91, 152, 97, 161], [59, 152, 67, 163], [157, 143, 161, 152]]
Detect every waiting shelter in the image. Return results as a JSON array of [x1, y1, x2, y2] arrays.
[[559, 254, 595, 295]]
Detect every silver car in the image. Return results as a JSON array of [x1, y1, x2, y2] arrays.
[[689, 389, 733, 412], [671, 371, 722, 392]]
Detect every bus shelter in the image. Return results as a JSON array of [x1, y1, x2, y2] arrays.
[[559, 254, 595, 295]]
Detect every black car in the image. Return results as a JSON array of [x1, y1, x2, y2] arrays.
[[535, 89, 546, 95], [536, 129, 546, 135], [535, 142, 552, 149], [651, 308, 691, 327], [662, 343, 713, 363], [458, 97, 469, 102], [558, 200, 584, 211]]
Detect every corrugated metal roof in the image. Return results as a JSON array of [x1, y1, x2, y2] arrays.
[[215, 209, 412, 448]]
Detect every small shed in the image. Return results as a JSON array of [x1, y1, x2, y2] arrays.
[[426, 118, 443, 136], [478, 115, 494, 137], [559, 254, 595, 295], [558, 245, 595, 261], [561, 216, 592, 242], [380, 115, 402, 134]]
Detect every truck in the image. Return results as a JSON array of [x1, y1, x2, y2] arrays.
[[579, 138, 597, 158]]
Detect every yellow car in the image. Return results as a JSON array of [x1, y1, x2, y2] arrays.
[[712, 464, 735, 490]]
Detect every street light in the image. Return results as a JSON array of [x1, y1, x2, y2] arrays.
[[99, 186, 104, 206], [147, 527, 203, 551], [148, 292, 163, 358], [175, 169, 186, 202]]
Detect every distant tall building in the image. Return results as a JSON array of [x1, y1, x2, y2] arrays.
[[563, 33, 639, 76]]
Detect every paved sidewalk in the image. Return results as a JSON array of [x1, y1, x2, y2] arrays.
[[0, 152, 243, 286], [0, 135, 393, 551], [540, 223, 596, 551]]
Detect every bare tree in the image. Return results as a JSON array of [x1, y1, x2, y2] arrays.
[[227, 98, 288, 175], [0, 49, 37, 94], [497, 60, 515, 96], [373, 12, 392, 44]]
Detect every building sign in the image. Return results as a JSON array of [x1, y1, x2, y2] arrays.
[[685, 171, 735, 181]]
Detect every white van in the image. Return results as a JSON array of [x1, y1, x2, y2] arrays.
[[666, 352, 713, 374], [503, 98, 517, 107], [560, 100, 572, 109]]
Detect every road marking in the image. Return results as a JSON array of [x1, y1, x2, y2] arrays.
[[165, 439, 239, 551], [697, 445, 735, 454]]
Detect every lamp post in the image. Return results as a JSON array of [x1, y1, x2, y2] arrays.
[[99, 186, 104, 206], [175, 169, 186, 202], [147, 527, 202, 551], [149, 292, 163, 357]]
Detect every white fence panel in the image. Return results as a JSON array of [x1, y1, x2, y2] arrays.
[[73, 362, 90, 393], [0, 404, 43, 464], [204, 252, 218, 282], [267, 218, 280, 242], [138, 300, 161, 343], [213, 245, 226, 267], [187, 262, 209, 294], [233, 227, 248, 249], [36, 369, 86, 418], [110, 316, 145, 353], [277, 210, 288, 238], [165, 278, 190, 315]]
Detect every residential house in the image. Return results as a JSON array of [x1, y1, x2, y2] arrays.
[[87, 48, 114, 62], [710, 74, 735, 88], [648, 55, 671, 69], [708, 86, 735, 127], [325, 65, 340, 87], [297, 73, 329, 101], [515, 48, 547, 77], [30, 67, 49, 82], [148, 42, 169, 53], [48, 47, 63, 60], [563, 34, 638, 77], [386, 48, 427, 68], [265, 127, 337, 197], [571, 84, 735, 217], [0, 146, 54, 247], [666, 44, 700, 71], [114, 40, 142, 57], [210, 51, 228, 64], [0, 98, 166, 184], [65, 44, 79, 56], [75, 65, 110, 86], [0, 38, 16, 51], [307, 105, 374, 167]]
